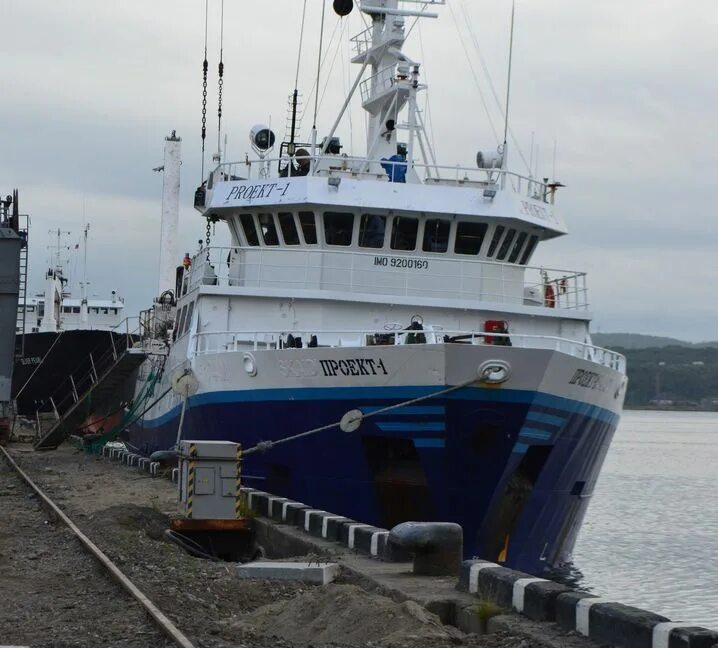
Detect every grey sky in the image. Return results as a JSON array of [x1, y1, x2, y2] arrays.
[[2, 1, 716, 340]]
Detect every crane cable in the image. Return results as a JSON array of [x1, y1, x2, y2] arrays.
[[458, 0, 531, 173], [448, 2, 500, 144], [303, 16, 343, 140], [312, 1, 327, 130]]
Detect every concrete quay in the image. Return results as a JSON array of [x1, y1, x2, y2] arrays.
[[91, 446, 718, 648], [242, 486, 718, 648]]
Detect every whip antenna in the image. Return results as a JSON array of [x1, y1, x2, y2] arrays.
[[290, 0, 308, 148], [502, 0, 516, 168]]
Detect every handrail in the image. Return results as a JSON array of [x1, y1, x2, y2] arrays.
[[32, 317, 144, 418], [185, 246, 589, 311], [192, 245, 580, 279], [211, 155, 551, 202], [191, 328, 626, 373]]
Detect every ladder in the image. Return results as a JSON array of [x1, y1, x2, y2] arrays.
[[15, 214, 29, 358]]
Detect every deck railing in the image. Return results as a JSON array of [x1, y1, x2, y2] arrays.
[[211, 155, 553, 204], [184, 246, 589, 311], [191, 328, 626, 373]]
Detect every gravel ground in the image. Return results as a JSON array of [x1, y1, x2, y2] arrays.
[[0, 455, 172, 647], [1, 443, 554, 648]]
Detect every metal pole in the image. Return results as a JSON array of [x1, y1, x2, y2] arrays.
[[50, 397, 59, 421], [174, 396, 188, 448], [319, 59, 370, 156], [70, 375, 79, 403]]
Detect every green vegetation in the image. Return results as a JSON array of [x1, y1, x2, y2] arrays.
[[471, 600, 505, 633], [593, 333, 718, 350], [599, 342, 718, 409]]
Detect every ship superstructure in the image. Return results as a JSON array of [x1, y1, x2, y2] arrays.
[[130, 0, 626, 573]]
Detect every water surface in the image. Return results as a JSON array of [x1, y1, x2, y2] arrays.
[[572, 410, 718, 628]]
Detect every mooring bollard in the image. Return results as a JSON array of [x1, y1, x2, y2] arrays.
[[388, 521, 463, 576]]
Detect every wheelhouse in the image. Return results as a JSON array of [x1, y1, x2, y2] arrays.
[[229, 208, 541, 266]]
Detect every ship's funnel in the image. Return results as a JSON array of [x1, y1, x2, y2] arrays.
[[158, 131, 182, 299]]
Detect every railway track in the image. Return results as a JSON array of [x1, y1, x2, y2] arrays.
[[0, 444, 196, 648]]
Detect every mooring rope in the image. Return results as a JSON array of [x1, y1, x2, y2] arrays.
[[242, 375, 480, 457]]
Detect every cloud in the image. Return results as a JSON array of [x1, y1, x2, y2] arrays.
[[2, 0, 716, 340]]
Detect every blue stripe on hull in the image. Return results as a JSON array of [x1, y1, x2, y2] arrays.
[[129, 385, 619, 574]]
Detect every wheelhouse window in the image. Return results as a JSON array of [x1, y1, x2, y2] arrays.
[[258, 213, 279, 245], [422, 219, 450, 253], [487, 225, 505, 257], [454, 222, 488, 255], [63, 306, 72, 313], [183, 301, 195, 335], [323, 212, 354, 246], [278, 212, 300, 245], [519, 235, 539, 265], [390, 216, 418, 251], [298, 211, 317, 244], [508, 231, 528, 263], [358, 214, 386, 249], [239, 214, 259, 246], [73, 306, 81, 314], [496, 228, 517, 261], [176, 305, 187, 335]]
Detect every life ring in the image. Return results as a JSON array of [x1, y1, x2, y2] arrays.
[[544, 283, 556, 308]]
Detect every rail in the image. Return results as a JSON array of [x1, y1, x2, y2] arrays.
[[183, 246, 589, 311], [360, 64, 398, 103], [0, 445, 196, 648], [191, 328, 626, 373], [211, 154, 553, 204]]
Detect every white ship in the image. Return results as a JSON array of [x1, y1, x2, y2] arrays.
[[127, 0, 627, 573]]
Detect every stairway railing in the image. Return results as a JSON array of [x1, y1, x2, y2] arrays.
[[32, 317, 143, 423]]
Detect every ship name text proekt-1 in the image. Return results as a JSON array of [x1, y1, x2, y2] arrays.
[[224, 182, 292, 203], [278, 357, 389, 379]]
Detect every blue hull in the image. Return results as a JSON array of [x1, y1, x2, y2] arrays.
[[129, 385, 619, 574]]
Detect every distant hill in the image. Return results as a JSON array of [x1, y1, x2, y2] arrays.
[[593, 333, 718, 350], [588, 334, 718, 408]]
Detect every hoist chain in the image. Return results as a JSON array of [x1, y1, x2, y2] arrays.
[[205, 214, 219, 260], [200, 57, 208, 181], [217, 60, 224, 139]]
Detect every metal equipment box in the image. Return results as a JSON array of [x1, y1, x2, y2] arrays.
[[178, 440, 242, 520]]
